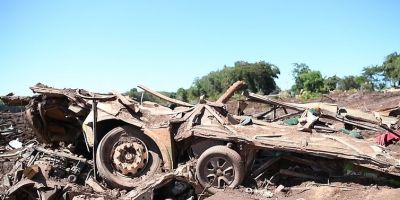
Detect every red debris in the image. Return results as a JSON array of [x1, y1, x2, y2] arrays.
[[375, 130, 400, 146]]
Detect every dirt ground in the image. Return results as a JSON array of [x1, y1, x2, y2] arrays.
[[206, 175, 400, 200], [279, 185, 400, 200], [316, 90, 400, 111], [208, 184, 400, 200]]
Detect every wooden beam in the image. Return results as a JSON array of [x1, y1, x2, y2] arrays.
[[216, 80, 246, 104], [138, 85, 193, 107]]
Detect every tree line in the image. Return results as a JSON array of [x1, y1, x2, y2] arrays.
[[126, 61, 280, 103], [125, 52, 400, 103], [291, 52, 400, 99]]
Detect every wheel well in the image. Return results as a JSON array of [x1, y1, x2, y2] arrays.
[[94, 120, 173, 170], [190, 138, 225, 158], [96, 119, 128, 142]]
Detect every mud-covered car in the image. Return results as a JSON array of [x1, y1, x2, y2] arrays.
[[1, 81, 400, 199]]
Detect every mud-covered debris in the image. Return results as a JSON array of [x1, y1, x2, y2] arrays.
[[0, 95, 31, 106], [0, 82, 399, 200]]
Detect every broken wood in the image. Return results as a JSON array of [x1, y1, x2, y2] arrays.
[[313, 125, 337, 132], [251, 157, 281, 179], [205, 105, 227, 125], [183, 105, 205, 132], [272, 110, 303, 122], [253, 107, 276, 119], [85, 177, 106, 193], [322, 112, 381, 131], [23, 165, 40, 179], [244, 91, 305, 111], [138, 85, 194, 107], [112, 90, 140, 112], [216, 80, 246, 104], [282, 107, 288, 114]]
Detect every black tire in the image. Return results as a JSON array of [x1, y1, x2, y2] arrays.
[[196, 145, 245, 194], [96, 125, 162, 189]]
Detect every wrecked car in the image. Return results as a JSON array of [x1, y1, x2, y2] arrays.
[[1, 81, 400, 199]]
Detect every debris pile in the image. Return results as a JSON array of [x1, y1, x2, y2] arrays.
[[243, 91, 400, 146], [0, 111, 33, 148], [0, 81, 399, 200]]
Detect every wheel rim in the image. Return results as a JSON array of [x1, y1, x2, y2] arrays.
[[111, 136, 149, 176], [202, 157, 235, 189]]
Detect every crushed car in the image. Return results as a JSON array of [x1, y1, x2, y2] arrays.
[[0, 81, 399, 199]]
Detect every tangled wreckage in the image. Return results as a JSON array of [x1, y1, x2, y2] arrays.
[[0, 81, 400, 200]]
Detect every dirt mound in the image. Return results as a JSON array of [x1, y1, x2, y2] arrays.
[[326, 90, 400, 111]]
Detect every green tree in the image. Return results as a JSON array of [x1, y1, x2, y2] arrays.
[[323, 75, 341, 92], [382, 52, 400, 87], [176, 88, 188, 102], [298, 70, 324, 93], [337, 75, 371, 91], [362, 65, 385, 90], [124, 88, 176, 105], [186, 61, 280, 101], [125, 88, 158, 102], [291, 63, 311, 93], [231, 61, 280, 94]]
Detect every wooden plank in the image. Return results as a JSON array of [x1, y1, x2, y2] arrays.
[[205, 105, 227, 125], [244, 91, 305, 111], [272, 110, 303, 122], [253, 107, 275, 119], [138, 85, 193, 107]]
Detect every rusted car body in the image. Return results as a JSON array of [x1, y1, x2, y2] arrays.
[[2, 82, 400, 199], [23, 84, 177, 189]]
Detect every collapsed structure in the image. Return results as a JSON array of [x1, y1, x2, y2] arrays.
[[0, 81, 399, 199]]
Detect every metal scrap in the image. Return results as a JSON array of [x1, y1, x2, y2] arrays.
[[0, 82, 399, 200]]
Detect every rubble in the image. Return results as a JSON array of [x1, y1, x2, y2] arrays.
[[0, 111, 33, 147], [0, 96, 31, 107], [243, 91, 400, 146], [0, 81, 399, 199]]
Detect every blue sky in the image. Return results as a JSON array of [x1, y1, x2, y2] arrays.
[[0, 0, 399, 95]]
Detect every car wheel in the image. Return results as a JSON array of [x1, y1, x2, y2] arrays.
[[96, 125, 162, 189], [195, 145, 245, 194]]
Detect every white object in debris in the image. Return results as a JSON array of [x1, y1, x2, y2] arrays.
[[274, 185, 285, 193], [9, 139, 23, 149], [254, 189, 274, 198], [261, 190, 274, 198]]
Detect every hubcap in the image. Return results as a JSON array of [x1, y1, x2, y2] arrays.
[[203, 157, 235, 189], [112, 139, 148, 176]]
